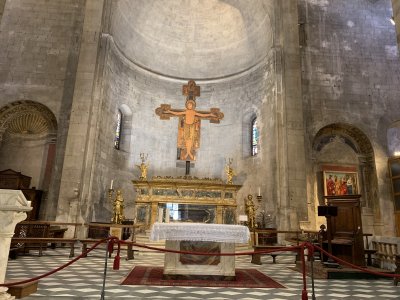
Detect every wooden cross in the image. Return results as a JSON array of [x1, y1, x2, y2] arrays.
[[182, 80, 200, 101], [155, 80, 224, 161]]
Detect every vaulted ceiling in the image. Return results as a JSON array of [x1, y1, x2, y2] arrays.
[[111, 0, 274, 79]]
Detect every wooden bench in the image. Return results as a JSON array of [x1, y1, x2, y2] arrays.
[[11, 223, 50, 257], [251, 245, 297, 265], [11, 238, 76, 257], [48, 227, 68, 249], [79, 239, 138, 260]]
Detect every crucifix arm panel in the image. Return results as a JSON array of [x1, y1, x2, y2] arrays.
[[155, 104, 184, 120], [196, 108, 224, 123]]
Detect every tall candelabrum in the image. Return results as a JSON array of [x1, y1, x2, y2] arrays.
[[137, 152, 149, 180], [225, 158, 236, 184]]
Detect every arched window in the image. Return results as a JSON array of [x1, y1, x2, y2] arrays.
[[251, 117, 259, 156], [114, 110, 122, 150]]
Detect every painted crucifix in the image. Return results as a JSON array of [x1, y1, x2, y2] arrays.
[[155, 80, 224, 161]]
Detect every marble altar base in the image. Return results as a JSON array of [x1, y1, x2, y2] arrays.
[[163, 240, 236, 279]]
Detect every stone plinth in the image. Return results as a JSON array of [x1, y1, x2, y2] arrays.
[[0, 190, 32, 300], [150, 223, 249, 279], [164, 240, 236, 278]]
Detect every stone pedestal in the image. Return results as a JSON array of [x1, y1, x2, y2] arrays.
[[150, 223, 250, 280], [164, 240, 236, 278], [0, 190, 32, 300]]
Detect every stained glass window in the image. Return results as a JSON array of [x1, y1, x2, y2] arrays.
[[114, 110, 122, 150], [251, 117, 259, 156]]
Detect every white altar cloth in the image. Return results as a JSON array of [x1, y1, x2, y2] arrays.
[[150, 223, 250, 243]]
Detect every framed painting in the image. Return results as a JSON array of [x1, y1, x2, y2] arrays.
[[322, 165, 359, 196]]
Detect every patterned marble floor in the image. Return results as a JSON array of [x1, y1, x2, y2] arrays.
[[5, 246, 400, 300]]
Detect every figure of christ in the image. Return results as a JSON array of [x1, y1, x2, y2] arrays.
[[165, 100, 218, 160], [155, 80, 224, 161]]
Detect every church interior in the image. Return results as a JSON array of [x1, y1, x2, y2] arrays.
[[2, 0, 400, 299]]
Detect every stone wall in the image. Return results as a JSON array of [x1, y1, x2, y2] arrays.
[[300, 0, 400, 234], [0, 0, 85, 218]]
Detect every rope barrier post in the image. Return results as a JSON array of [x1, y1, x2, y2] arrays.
[[300, 243, 309, 300], [100, 238, 110, 300], [309, 243, 316, 300]]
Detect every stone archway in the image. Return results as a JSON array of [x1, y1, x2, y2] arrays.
[[312, 123, 379, 232], [0, 100, 57, 141], [0, 100, 58, 193]]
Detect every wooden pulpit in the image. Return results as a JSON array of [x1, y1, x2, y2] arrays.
[[323, 195, 365, 266]]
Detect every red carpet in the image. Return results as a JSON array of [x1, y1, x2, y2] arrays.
[[121, 266, 285, 288]]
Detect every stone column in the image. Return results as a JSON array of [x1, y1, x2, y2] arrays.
[[274, 1, 307, 230], [55, 0, 105, 233], [0, 190, 31, 300], [392, 0, 400, 46]]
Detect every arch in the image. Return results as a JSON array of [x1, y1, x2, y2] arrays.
[[312, 122, 378, 210], [0, 100, 57, 141], [119, 104, 132, 117], [0, 100, 58, 198], [313, 123, 374, 158]]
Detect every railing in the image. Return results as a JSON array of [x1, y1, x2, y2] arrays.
[[371, 239, 399, 270], [251, 229, 320, 246]]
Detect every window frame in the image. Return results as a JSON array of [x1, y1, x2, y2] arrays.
[[114, 109, 122, 150], [251, 116, 259, 156]]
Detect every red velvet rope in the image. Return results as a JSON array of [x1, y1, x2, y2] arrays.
[[1, 237, 119, 287], [307, 242, 400, 278], [3, 238, 399, 289]]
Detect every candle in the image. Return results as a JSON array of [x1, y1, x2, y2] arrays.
[[258, 187, 261, 196], [110, 179, 114, 190]]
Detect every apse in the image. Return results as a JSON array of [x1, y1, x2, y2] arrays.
[[111, 0, 274, 79]]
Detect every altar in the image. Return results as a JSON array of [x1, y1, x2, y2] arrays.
[[150, 223, 250, 279], [133, 177, 242, 229]]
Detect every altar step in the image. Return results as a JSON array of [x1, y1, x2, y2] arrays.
[[293, 260, 395, 279]]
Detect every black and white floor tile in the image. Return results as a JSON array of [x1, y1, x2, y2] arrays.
[[5, 246, 400, 300]]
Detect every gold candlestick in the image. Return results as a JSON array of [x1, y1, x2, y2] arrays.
[[137, 153, 149, 180], [225, 158, 236, 184]]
